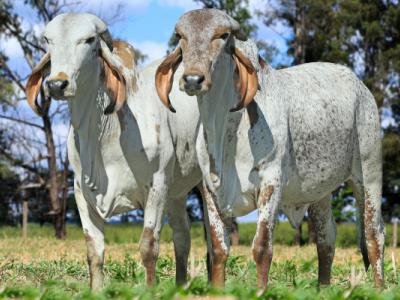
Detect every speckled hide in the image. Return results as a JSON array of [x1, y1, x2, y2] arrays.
[[26, 13, 202, 289], [158, 8, 385, 290]]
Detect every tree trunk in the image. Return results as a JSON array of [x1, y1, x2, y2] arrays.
[[42, 106, 64, 239], [294, 1, 306, 65], [59, 156, 69, 239]]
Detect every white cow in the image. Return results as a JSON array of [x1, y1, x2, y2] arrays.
[[26, 13, 202, 289], [156, 8, 385, 290]]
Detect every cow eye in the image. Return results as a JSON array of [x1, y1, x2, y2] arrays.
[[219, 33, 230, 40], [85, 37, 95, 44], [175, 33, 182, 41]]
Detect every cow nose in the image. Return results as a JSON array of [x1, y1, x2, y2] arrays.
[[46, 80, 69, 95], [183, 74, 205, 91], [183, 74, 205, 85]]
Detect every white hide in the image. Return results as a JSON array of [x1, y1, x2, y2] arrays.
[[37, 13, 201, 287], [196, 39, 380, 223]]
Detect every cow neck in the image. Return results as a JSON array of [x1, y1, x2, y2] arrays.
[[197, 58, 243, 179], [68, 74, 118, 191]]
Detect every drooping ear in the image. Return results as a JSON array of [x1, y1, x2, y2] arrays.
[[25, 52, 51, 115], [155, 47, 182, 113], [230, 47, 258, 112], [99, 40, 127, 114]]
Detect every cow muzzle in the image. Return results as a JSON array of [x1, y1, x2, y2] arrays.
[[46, 79, 69, 99], [180, 72, 210, 96]]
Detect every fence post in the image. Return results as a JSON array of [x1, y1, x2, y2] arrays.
[[22, 199, 28, 240], [393, 217, 398, 249]]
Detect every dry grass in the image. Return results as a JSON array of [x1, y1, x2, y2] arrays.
[[1, 224, 400, 299], [2, 236, 400, 267]]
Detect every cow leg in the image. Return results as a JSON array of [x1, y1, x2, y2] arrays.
[[197, 184, 212, 282], [308, 196, 336, 285], [253, 184, 280, 291], [74, 182, 105, 290], [351, 179, 385, 288], [140, 181, 167, 286], [202, 183, 230, 288], [167, 197, 190, 285], [352, 95, 385, 288]]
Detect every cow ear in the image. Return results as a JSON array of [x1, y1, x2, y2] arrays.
[[26, 53, 51, 115], [155, 47, 182, 113], [99, 40, 127, 114], [230, 47, 258, 112]]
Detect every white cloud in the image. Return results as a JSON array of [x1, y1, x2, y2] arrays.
[[80, 0, 151, 12], [157, 0, 201, 11], [131, 40, 168, 63], [1, 37, 24, 59], [53, 122, 70, 140]]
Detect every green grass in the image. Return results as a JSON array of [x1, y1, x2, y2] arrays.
[[2, 221, 398, 247], [0, 222, 399, 299]]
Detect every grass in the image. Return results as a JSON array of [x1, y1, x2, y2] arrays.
[[0, 223, 400, 299]]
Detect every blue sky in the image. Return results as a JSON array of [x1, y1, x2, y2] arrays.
[[2, 0, 395, 222], [1, 0, 293, 142], [3, 0, 285, 222], [4, 0, 290, 67]]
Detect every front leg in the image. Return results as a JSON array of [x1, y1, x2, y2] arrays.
[[140, 177, 168, 286], [202, 182, 231, 288], [74, 182, 105, 290], [253, 183, 281, 291]]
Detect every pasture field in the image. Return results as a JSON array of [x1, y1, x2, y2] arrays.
[[0, 223, 400, 299]]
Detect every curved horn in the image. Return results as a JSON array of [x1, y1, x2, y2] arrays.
[[155, 47, 182, 113], [227, 15, 247, 41], [100, 29, 113, 51], [26, 52, 51, 115], [230, 47, 258, 112]]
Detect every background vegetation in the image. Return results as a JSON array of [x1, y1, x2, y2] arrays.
[[1, 0, 400, 299]]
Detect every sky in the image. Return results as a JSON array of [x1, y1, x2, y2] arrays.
[[1, 0, 396, 223], [1, 0, 292, 142], [3, 0, 290, 67]]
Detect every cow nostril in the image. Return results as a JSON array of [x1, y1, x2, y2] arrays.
[[59, 80, 68, 90], [183, 74, 205, 86], [47, 80, 69, 91], [196, 75, 205, 84]]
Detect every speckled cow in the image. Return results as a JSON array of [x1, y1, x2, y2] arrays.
[[26, 13, 202, 289], [156, 8, 385, 290]]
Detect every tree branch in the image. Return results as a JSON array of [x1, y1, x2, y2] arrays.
[[0, 114, 44, 129]]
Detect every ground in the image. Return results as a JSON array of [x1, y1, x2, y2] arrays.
[[0, 223, 399, 299]]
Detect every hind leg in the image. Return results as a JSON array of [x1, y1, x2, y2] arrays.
[[353, 87, 385, 287], [308, 196, 336, 285], [351, 178, 385, 288], [167, 198, 191, 285]]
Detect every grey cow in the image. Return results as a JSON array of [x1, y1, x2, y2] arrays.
[[156, 8, 385, 290]]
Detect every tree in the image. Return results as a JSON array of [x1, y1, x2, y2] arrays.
[[0, 0, 71, 238]]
